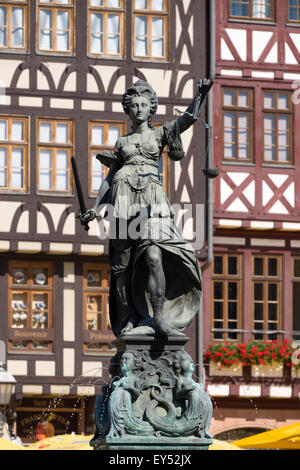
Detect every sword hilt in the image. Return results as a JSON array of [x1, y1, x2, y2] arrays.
[[75, 210, 90, 231]]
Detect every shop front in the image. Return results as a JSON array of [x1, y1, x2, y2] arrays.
[[16, 396, 95, 443]]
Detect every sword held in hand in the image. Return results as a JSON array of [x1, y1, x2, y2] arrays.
[[71, 156, 90, 232]]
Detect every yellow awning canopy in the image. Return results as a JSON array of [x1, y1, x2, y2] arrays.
[[209, 439, 242, 451], [23, 434, 243, 451], [25, 434, 94, 451], [0, 437, 24, 450], [233, 423, 300, 450]]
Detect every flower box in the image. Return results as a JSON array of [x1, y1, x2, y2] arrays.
[[209, 362, 243, 377], [205, 340, 296, 376], [251, 361, 284, 378]]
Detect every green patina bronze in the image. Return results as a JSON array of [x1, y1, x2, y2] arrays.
[[77, 79, 214, 450]]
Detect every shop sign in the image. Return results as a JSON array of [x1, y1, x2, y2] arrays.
[[8, 328, 54, 341], [83, 329, 115, 343], [17, 411, 79, 439], [20, 397, 78, 409]]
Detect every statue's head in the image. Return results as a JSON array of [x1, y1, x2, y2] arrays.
[[120, 350, 142, 375], [174, 351, 195, 375], [122, 80, 158, 126]]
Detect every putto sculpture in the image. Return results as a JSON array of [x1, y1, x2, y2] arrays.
[[74, 78, 214, 450], [92, 349, 212, 444]]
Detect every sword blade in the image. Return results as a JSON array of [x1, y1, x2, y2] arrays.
[[71, 156, 89, 231]]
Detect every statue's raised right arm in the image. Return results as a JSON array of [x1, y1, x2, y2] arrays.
[[177, 78, 213, 133]]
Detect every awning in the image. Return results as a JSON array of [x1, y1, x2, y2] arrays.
[[0, 437, 24, 450], [25, 434, 94, 451], [209, 439, 243, 451], [23, 434, 243, 451], [233, 422, 300, 450]]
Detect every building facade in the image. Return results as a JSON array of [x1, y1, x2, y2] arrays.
[[0, 0, 210, 441], [203, 0, 300, 440]]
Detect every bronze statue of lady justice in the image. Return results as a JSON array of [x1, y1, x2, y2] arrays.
[[78, 79, 213, 338]]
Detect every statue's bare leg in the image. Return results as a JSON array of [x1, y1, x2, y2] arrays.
[[145, 245, 182, 336]]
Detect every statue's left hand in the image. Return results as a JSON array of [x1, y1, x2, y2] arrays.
[[196, 78, 213, 96]]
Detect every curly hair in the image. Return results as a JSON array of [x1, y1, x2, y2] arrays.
[[173, 351, 193, 375], [122, 80, 158, 124]]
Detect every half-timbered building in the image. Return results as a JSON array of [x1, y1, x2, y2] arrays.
[[204, 0, 300, 440], [0, 0, 210, 441]]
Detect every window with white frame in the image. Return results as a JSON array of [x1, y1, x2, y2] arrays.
[[252, 255, 282, 341], [88, 0, 124, 57], [37, 119, 73, 193], [0, 117, 28, 191], [133, 0, 168, 59], [222, 88, 253, 162], [263, 91, 293, 164], [0, 1, 28, 50], [37, 0, 74, 53], [211, 254, 243, 342]]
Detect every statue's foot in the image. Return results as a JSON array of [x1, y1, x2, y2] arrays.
[[137, 317, 153, 328], [152, 315, 185, 337], [121, 316, 139, 335]]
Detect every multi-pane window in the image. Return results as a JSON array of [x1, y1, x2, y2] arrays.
[[0, 1, 28, 50], [223, 88, 253, 161], [89, 121, 124, 195], [252, 255, 282, 341], [229, 0, 275, 20], [37, 0, 74, 53], [0, 117, 27, 191], [37, 119, 73, 193], [288, 0, 300, 22], [133, 0, 168, 59], [83, 264, 114, 353], [211, 254, 242, 341], [263, 91, 293, 164], [8, 262, 53, 352], [88, 0, 124, 57]]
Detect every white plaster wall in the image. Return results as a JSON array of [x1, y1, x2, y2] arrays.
[[0, 202, 22, 232], [252, 31, 273, 61], [63, 348, 75, 377], [46, 62, 70, 88], [87, 73, 99, 93], [93, 65, 118, 93], [63, 71, 77, 92], [7, 360, 27, 376], [0, 60, 22, 88], [43, 203, 69, 231], [64, 262, 75, 283], [63, 289, 75, 342], [37, 70, 50, 90], [35, 361, 56, 377], [17, 69, 29, 89], [62, 212, 75, 235], [139, 69, 173, 98], [16, 211, 29, 233], [37, 211, 50, 234]]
